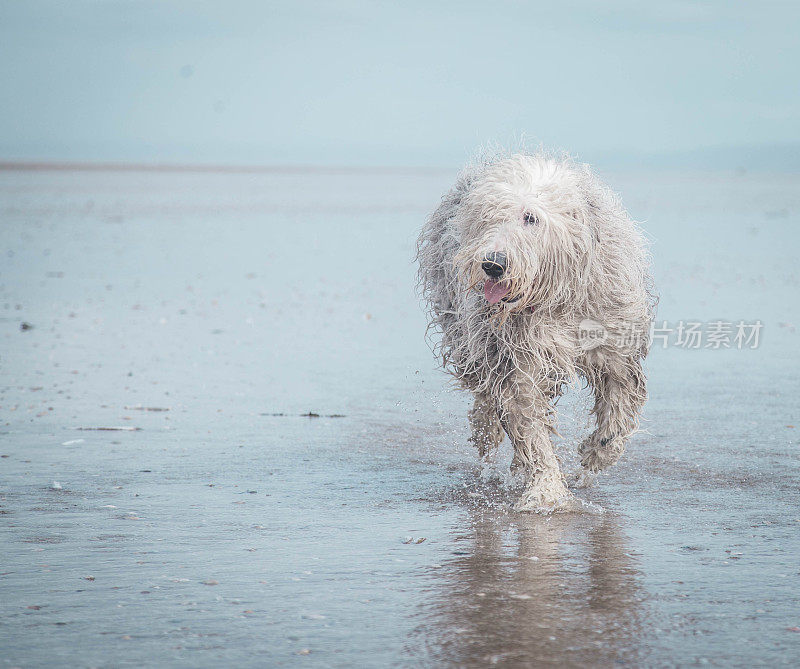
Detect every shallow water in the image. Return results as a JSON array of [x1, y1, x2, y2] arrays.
[[1, 167, 799, 666]]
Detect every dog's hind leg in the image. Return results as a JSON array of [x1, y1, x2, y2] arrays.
[[468, 392, 504, 459], [578, 356, 647, 479]]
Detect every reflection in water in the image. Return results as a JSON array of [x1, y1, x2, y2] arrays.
[[408, 503, 650, 666]]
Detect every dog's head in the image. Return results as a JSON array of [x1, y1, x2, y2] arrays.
[[452, 154, 596, 314]]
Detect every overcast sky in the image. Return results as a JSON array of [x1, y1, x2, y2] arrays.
[[1, 1, 798, 166]]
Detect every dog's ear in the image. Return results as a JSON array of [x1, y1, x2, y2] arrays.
[[586, 199, 602, 239], [570, 199, 599, 285]]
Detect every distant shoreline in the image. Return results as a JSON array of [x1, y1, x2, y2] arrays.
[[0, 161, 450, 175]]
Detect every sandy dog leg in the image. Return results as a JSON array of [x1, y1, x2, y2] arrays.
[[468, 392, 505, 459]]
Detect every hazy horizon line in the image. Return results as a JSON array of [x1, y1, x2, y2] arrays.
[[1, 142, 798, 174], [0, 160, 451, 175]]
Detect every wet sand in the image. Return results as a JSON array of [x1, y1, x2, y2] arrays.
[[1, 167, 799, 666]]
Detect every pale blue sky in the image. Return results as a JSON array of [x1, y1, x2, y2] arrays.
[[1, 1, 798, 167]]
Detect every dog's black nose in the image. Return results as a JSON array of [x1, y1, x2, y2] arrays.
[[482, 252, 507, 278]]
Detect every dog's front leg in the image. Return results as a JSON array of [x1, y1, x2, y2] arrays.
[[498, 386, 573, 512], [578, 357, 646, 479]]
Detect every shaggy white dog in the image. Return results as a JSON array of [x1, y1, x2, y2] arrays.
[[417, 150, 656, 512]]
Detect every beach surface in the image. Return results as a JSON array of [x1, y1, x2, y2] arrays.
[[1, 165, 799, 666]]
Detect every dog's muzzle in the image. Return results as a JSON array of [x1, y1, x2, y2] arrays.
[[482, 252, 507, 278]]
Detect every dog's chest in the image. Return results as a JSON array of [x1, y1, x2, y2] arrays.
[[481, 313, 581, 374]]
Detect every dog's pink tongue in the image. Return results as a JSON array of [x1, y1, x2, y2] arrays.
[[484, 279, 511, 305]]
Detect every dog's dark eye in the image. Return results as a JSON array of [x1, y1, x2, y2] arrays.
[[523, 212, 539, 226]]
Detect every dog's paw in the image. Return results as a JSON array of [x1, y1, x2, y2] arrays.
[[513, 477, 577, 514], [579, 434, 625, 472], [513, 490, 582, 514]]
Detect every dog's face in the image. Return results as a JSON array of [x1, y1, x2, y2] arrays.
[[453, 154, 595, 313]]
